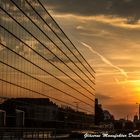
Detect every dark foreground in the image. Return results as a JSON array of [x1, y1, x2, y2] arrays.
[[0, 127, 140, 140]]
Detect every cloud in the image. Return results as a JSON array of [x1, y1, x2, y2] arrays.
[[96, 93, 112, 100], [81, 42, 128, 78], [84, 15, 140, 29], [114, 79, 140, 86], [43, 0, 140, 25], [0, 2, 79, 64], [106, 103, 137, 119]]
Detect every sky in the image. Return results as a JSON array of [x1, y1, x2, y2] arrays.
[[42, 0, 140, 120]]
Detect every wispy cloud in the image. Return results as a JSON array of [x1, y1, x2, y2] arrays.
[[81, 42, 128, 78], [96, 93, 112, 100], [115, 79, 140, 84]]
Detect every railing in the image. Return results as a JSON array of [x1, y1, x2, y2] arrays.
[[0, 127, 56, 139]]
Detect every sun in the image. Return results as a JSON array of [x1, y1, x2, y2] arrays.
[[127, 80, 140, 101], [130, 80, 140, 92]]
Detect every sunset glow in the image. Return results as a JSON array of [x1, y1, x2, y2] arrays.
[[1, 0, 140, 120], [45, 0, 140, 119]]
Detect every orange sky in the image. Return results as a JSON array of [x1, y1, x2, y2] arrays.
[[43, 0, 140, 120]]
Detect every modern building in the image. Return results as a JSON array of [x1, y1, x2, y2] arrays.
[[0, 0, 95, 124], [0, 98, 94, 128]]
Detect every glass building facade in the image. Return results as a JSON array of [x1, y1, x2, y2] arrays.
[[0, 0, 95, 115]]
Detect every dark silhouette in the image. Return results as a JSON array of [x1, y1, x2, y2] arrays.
[[0, 98, 94, 129], [95, 98, 104, 125]]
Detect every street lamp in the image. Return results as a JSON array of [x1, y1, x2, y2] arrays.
[[136, 103, 140, 120]]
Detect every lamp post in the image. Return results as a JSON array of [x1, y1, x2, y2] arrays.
[[136, 103, 140, 121]]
